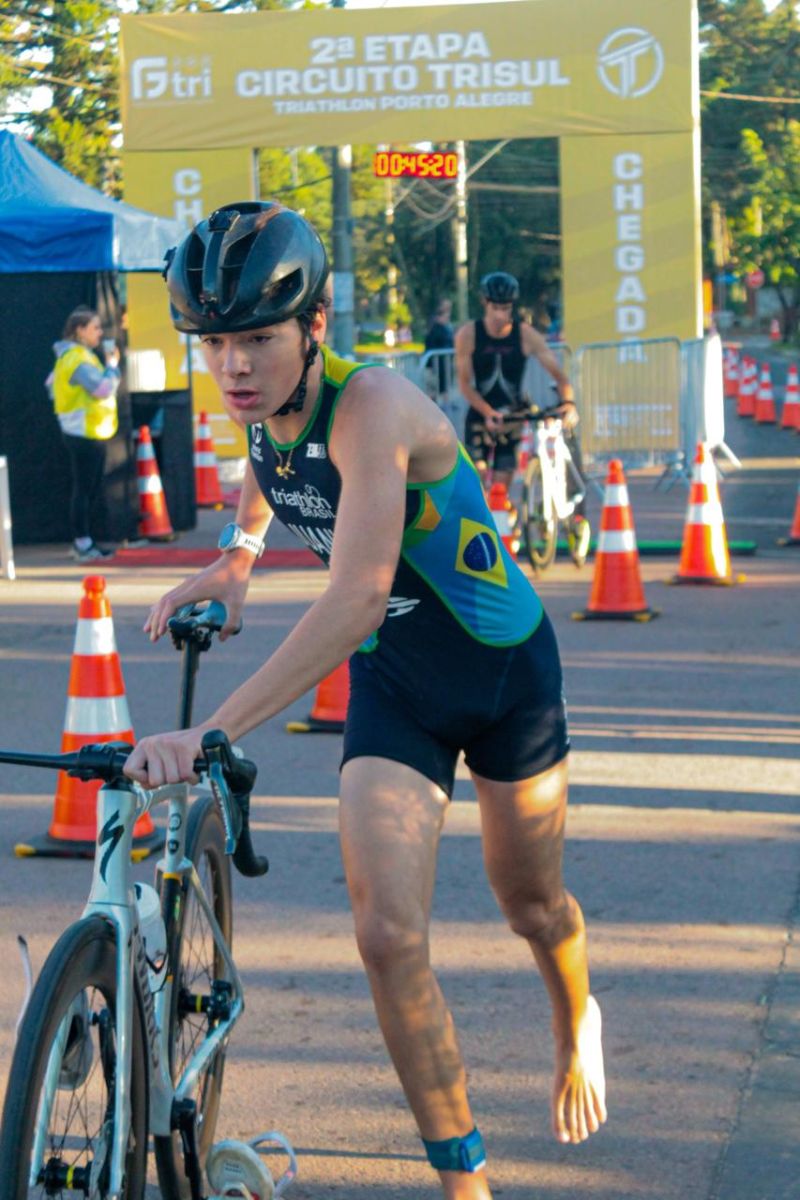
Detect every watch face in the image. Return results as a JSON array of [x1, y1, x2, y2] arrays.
[[218, 523, 237, 551]]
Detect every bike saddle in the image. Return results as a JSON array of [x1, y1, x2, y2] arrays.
[[168, 601, 241, 649]]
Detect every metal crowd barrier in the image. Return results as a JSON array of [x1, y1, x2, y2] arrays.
[[681, 334, 739, 474], [572, 337, 683, 476], [418, 349, 466, 433], [0, 456, 16, 581], [365, 335, 731, 484]]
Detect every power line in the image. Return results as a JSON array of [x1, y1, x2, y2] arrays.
[[6, 58, 114, 94], [2, 10, 112, 51], [701, 88, 800, 104]]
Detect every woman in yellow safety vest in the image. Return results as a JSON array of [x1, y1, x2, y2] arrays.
[[50, 306, 120, 562]]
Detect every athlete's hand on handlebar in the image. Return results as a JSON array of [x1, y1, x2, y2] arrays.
[[145, 558, 250, 643], [554, 399, 579, 431], [484, 410, 505, 436], [124, 724, 213, 788]]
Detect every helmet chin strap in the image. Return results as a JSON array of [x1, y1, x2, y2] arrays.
[[274, 337, 319, 417]]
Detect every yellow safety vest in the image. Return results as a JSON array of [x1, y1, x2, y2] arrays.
[[53, 345, 118, 441]]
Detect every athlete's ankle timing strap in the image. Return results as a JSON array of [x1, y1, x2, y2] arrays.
[[422, 1127, 486, 1173]]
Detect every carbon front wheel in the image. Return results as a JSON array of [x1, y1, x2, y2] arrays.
[[154, 796, 233, 1199], [0, 916, 148, 1200], [521, 458, 558, 571]]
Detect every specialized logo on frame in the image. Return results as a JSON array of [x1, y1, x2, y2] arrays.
[[130, 56, 213, 103], [597, 29, 663, 99]]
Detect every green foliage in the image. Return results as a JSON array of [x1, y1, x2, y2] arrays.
[[700, 0, 800, 331], [0, 0, 301, 193], [1, 1, 119, 191]]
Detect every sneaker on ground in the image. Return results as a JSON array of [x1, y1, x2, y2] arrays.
[[71, 542, 114, 563]]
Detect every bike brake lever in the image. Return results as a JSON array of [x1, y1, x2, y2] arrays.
[[206, 760, 239, 855]]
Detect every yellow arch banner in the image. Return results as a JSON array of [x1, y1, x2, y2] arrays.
[[120, 0, 702, 392], [120, 0, 696, 150]]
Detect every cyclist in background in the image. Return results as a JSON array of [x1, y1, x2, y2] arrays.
[[454, 272, 590, 558], [125, 202, 607, 1200]]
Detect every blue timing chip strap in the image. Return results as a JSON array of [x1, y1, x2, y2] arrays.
[[422, 1126, 486, 1173]]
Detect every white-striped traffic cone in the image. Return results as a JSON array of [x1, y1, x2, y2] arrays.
[[736, 358, 757, 418], [15, 576, 161, 859], [136, 425, 175, 540], [754, 365, 777, 424], [194, 411, 224, 507], [488, 482, 519, 557], [780, 365, 800, 431], [672, 443, 743, 585], [573, 459, 656, 621]]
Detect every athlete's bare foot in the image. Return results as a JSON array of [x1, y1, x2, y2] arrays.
[[551, 994, 607, 1144]]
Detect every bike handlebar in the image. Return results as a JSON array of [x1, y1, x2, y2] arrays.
[[0, 732, 268, 879], [499, 404, 564, 425]]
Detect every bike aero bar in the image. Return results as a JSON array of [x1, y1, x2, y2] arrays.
[[0, 730, 268, 879]]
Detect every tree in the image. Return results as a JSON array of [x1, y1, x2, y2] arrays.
[[0, 0, 301, 195], [1, 2, 118, 191], [699, 0, 800, 336]]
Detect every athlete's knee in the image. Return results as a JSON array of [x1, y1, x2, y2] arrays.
[[502, 888, 583, 948], [353, 908, 430, 976]]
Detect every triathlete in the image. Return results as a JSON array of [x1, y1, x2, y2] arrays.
[[124, 203, 607, 1200], [454, 272, 590, 558]]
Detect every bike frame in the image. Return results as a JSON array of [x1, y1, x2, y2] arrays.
[[30, 779, 244, 1199], [533, 418, 586, 523]]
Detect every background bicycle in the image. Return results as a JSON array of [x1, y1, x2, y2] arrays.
[[515, 406, 591, 573]]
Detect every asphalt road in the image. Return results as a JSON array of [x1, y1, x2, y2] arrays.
[[0, 391, 798, 1199]]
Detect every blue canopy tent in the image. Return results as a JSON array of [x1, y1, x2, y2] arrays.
[[0, 131, 184, 543]]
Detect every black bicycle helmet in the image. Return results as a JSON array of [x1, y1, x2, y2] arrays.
[[165, 201, 329, 334], [479, 271, 520, 304]]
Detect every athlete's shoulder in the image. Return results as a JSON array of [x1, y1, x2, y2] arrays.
[[454, 320, 476, 349], [520, 321, 548, 356]]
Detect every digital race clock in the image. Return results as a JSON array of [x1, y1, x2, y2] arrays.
[[373, 151, 458, 179]]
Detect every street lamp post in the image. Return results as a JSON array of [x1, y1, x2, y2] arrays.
[[331, 0, 355, 357]]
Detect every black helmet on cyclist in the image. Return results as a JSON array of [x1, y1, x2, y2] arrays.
[[164, 201, 329, 335], [479, 272, 520, 304]]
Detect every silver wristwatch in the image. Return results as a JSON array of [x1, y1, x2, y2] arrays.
[[217, 522, 265, 558]]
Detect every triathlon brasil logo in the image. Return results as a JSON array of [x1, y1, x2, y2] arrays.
[[597, 28, 664, 100]]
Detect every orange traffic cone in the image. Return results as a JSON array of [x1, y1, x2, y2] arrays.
[[780, 365, 800, 431], [194, 412, 224, 507], [754, 364, 777, 424], [136, 425, 175, 540], [776, 483, 800, 547], [770, 317, 781, 342], [15, 576, 161, 859], [517, 421, 534, 472], [286, 661, 350, 733], [736, 357, 757, 418], [488, 482, 519, 556], [572, 460, 657, 621], [671, 444, 743, 585], [724, 348, 740, 399]]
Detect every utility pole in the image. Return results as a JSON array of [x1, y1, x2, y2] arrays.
[[380, 145, 398, 315], [331, 0, 355, 356], [454, 140, 469, 323]]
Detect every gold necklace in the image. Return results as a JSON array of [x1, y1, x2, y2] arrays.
[[274, 444, 296, 479]]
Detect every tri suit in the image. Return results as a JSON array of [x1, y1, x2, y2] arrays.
[[248, 345, 568, 797], [466, 318, 528, 473]]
